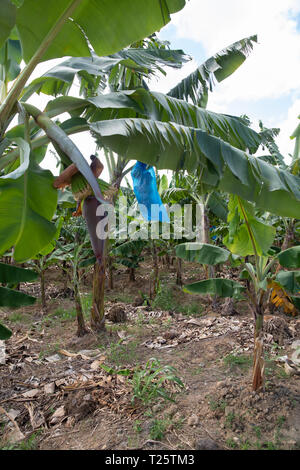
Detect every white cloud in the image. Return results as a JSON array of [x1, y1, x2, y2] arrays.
[[276, 99, 300, 160], [169, 0, 300, 103], [149, 58, 198, 93]]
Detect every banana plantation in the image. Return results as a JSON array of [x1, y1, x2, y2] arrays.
[[0, 0, 299, 453]]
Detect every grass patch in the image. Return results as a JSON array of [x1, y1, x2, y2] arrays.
[[106, 339, 139, 366], [223, 353, 252, 371], [226, 438, 238, 449], [149, 419, 169, 441], [151, 287, 176, 311], [151, 285, 203, 316], [175, 302, 203, 317], [130, 358, 184, 405], [208, 396, 227, 412], [107, 292, 135, 304], [1, 431, 41, 450], [7, 312, 28, 323]]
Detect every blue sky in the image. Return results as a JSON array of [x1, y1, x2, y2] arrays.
[[149, 0, 300, 161]]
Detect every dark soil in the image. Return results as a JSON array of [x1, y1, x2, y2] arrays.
[[0, 260, 299, 451]]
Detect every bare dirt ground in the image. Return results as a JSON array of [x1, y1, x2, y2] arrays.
[[0, 260, 299, 451]]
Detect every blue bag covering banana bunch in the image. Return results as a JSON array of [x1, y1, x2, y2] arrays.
[[131, 162, 169, 223]]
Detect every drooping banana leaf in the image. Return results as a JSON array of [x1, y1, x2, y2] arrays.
[[22, 48, 189, 100], [2, 87, 262, 172], [88, 89, 261, 153], [167, 35, 257, 107], [90, 118, 300, 219]]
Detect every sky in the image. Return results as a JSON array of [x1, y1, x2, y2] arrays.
[[30, 0, 300, 179], [153, 0, 300, 159]]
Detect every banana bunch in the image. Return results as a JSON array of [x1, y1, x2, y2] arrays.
[[71, 172, 93, 202]]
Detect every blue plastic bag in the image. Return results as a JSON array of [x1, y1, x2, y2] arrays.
[[131, 162, 169, 222]]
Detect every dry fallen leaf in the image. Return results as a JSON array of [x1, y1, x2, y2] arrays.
[[44, 383, 55, 395], [22, 389, 39, 398], [50, 405, 65, 424]]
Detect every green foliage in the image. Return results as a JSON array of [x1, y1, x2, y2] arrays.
[[130, 358, 184, 405], [275, 270, 300, 294], [168, 35, 257, 107], [277, 246, 300, 268], [0, 154, 58, 262], [111, 240, 146, 270], [149, 419, 168, 441], [183, 278, 245, 299], [0, 322, 12, 340], [1, 431, 41, 450], [224, 195, 276, 257], [223, 353, 252, 370], [14, 0, 185, 63], [106, 339, 139, 366], [176, 243, 230, 265], [0, 262, 37, 283], [24, 47, 189, 99]]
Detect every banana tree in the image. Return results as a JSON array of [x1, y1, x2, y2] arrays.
[[175, 195, 300, 391], [50, 231, 96, 336], [0, 27, 190, 330], [111, 239, 146, 282]]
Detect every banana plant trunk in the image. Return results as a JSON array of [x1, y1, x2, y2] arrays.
[[83, 197, 106, 332], [73, 267, 88, 337], [128, 267, 135, 282], [91, 257, 106, 331], [176, 257, 183, 286], [252, 298, 265, 391]]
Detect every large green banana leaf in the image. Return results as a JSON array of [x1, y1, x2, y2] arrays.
[[223, 195, 276, 257], [176, 243, 230, 265], [0, 262, 37, 312], [88, 89, 261, 153], [90, 118, 300, 219], [167, 35, 257, 107], [2, 88, 262, 171], [0, 286, 36, 307], [12, 0, 186, 63], [35, 88, 261, 152], [0, 142, 57, 261], [275, 271, 300, 294], [0, 0, 16, 50], [183, 278, 245, 298], [0, 262, 38, 283], [277, 246, 300, 268], [0, 323, 12, 340]]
